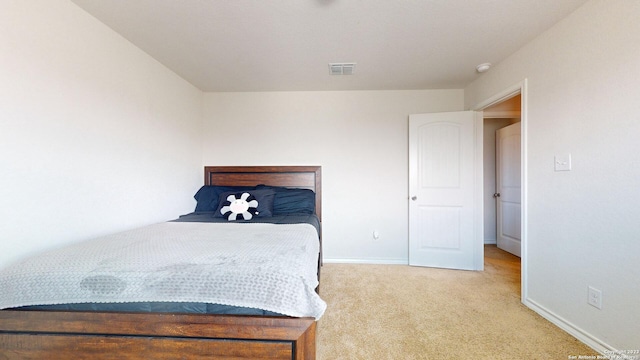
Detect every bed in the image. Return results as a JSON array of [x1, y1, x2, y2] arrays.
[[0, 166, 323, 360]]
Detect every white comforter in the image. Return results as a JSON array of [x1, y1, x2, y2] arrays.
[[0, 222, 326, 320]]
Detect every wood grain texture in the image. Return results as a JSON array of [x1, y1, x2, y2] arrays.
[[205, 166, 321, 220], [0, 311, 315, 359], [0, 166, 321, 360], [0, 334, 293, 360]]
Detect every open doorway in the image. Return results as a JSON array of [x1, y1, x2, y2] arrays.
[[480, 92, 523, 295], [482, 94, 521, 256], [472, 79, 528, 302]]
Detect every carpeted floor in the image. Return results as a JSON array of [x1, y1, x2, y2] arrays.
[[316, 245, 596, 359]]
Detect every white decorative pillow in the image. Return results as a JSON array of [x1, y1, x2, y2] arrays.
[[213, 189, 276, 220], [219, 192, 259, 221]]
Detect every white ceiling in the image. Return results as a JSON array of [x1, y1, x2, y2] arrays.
[[70, 0, 587, 92]]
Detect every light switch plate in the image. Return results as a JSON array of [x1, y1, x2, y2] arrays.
[[554, 153, 571, 171]]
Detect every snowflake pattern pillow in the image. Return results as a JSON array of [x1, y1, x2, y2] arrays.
[[219, 192, 258, 220], [214, 189, 275, 220]]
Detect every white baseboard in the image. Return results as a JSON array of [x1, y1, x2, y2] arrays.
[[323, 258, 407, 265], [484, 238, 497, 244], [524, 297, 614, 355]]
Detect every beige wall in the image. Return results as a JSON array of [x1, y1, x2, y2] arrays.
[[465, 0, 640, 351], [4, 0, 636, 352], [0, 0, 203, 265], [203, 90, 464, 262]]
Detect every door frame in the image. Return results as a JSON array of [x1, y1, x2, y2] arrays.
[[471, 79, 528, 303]]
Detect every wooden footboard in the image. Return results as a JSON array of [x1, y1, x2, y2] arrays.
[[0, 166, 322, 360], [0, 310, 316, 359]]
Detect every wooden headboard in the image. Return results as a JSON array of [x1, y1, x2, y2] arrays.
[[204, 166, 322, 221]]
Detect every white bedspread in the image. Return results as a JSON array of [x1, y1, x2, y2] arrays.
[[0, 222, 326, 320]]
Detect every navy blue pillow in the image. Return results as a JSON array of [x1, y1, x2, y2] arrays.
[[256, 185, 316, 215], [213, 189, 276, 219], [193, 185, 255, 212]]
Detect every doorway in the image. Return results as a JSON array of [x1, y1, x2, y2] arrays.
[[473, 80, 527, 302], [482, 95, 521, 257]]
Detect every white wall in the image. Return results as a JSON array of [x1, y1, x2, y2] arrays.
[[0, 0, 203, 266], [465, 0, 640, 351], [203, 90, 463, 263]]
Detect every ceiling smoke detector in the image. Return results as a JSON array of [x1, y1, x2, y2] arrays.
[[476, 63, 492, 73], [329, 63, 356, 75]]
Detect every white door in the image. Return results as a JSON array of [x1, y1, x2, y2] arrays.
[[496, 122, 521, 257], [409, 111, 483, 270]]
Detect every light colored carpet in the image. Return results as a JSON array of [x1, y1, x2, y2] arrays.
[[316, 245, 596, 359]]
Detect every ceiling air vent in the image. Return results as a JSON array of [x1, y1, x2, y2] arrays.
[[329, 63, 356, 75]]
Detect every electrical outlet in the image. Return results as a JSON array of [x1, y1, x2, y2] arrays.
[[588, 286, 602, 309]]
